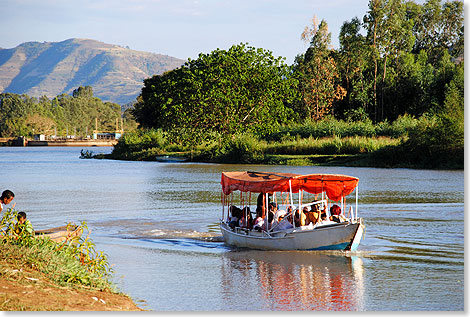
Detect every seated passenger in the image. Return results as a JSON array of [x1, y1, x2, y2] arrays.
[[239, 207, 253, 229], [329, 204, 346, 223], [305, 204, 321, 225], [253, 217, 264, 231], [228, 205, 243, 229], [294, 208, 307, 227], [274, 210, 293, 230], [262, 211, 275, 231]]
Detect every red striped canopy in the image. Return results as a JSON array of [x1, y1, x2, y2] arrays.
[[221, 171, 359, 201]]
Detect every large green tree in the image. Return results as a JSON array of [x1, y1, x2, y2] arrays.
[[294, 19, 346, 120], [133, 43, 299, 144]]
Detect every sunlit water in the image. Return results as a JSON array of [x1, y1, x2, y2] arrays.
[[0, 147, 464, 311]]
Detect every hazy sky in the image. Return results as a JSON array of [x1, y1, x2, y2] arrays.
[[1, 0, 372, 64]]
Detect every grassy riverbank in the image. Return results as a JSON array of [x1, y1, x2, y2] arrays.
[[0, 244, 142, 311], [90, 115, 463, 169], [0, 209, 142, 311]]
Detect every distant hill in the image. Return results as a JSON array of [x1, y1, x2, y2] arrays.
[[0, 38, 185, 104]]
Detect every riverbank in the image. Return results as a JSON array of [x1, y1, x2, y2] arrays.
[[95, 118, 463, 170], [0, 209, 143, 311], [0, 261, 142, 311], [0, 137, 117, 147], [93, 148, 463, 170], [0, 246, 142, 311]]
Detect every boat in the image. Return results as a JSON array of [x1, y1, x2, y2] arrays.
[[219, 171, 365, 251], [35, 224, 83, 243], [155, 155, 188, 162]]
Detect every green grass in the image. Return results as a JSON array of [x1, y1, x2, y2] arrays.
[[88, 114, 463, 169], [0, 209, 115, 291]]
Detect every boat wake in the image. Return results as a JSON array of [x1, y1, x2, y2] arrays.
[[129, 228, 225, 243]]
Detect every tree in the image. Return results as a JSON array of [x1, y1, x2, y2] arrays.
[[295, 18, 346, 120], [337, 17, 373, 117], [133, 43, 298, 144], [72, 86, 94, 98], [363, 0, 414, 121], [412, 0, 464, 64]]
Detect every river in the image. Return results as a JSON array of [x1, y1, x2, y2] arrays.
[[0, 146, 464, 311]]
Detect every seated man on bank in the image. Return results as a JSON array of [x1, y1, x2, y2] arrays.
[[0, 190, 15, 213]]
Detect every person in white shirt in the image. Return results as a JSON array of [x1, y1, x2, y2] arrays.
[[0, 190, 15, 212]]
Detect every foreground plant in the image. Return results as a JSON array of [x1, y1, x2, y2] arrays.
[[0, 208, 115, 291]]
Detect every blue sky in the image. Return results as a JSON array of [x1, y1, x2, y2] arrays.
[[1, 0, 371, 64]]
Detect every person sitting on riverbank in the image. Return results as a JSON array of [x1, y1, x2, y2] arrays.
[[0, 190, 15, 212], [14, 211, 34, 238]]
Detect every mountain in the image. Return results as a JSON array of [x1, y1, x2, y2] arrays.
[[0, 38, 185, 104]]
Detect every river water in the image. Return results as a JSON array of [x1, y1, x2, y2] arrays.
[[0, 146, 464, 311]]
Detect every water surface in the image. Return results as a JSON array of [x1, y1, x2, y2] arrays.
[[0, 147, 464, 311]]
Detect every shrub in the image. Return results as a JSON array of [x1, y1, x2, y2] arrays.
[[0, 208, 115, 290]]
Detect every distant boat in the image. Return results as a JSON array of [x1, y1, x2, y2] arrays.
[[35, 225, 82, 243], [155, 155, 188, 162], [219, 171, 365, 251]]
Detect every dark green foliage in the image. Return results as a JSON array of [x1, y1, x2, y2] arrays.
[[133, 43, 299, 145], [0, 86, 126, 137], [111, 129, 168, 159]]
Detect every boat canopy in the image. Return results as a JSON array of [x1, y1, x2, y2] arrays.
[[221, 171, 359, 201]]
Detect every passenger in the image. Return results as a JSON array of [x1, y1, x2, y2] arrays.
[[274, 209, 293, 230], [294, 208, 307, 227], [239, 206, 253, 229], [228, 205, 243, 229], [0, 190, 15, 212], [305, 204, 321, 225], [268, 202, 278, 213], [14, 211, 34, 237], [329, 204, 346, 223], [262, 211, 275, 231], [256, 193, 271, 218], [253, 216, 264, 232]]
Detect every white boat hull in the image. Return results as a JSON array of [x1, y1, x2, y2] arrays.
[[220, 219, 364, 251]]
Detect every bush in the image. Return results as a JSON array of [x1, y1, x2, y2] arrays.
[[0, 208, 115, 290]]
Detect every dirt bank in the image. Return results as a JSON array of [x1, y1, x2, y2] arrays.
[[0, 259, 143, 311]]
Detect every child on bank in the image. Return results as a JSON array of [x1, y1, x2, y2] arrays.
[[14, 211, 34, 237]]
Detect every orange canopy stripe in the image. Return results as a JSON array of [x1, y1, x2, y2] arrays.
[[221, 171, 359, 201]]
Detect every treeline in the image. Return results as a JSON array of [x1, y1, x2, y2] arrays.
[[0, 86, 137, 137], [125, 0, 463, 168]]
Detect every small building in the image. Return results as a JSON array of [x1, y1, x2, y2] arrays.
[[33, 134, 46, 141], [92, 132, 122, 140]]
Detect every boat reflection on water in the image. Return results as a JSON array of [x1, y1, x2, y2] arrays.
[[220, 251, 365, 311]]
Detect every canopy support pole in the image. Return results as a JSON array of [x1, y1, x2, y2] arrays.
[[266, 193, 269, 231], [289, 180, 294, 228], [355, 186, 358, 222]]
